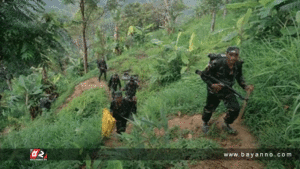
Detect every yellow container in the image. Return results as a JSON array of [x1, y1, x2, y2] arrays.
[[102, 108, 116, 137]]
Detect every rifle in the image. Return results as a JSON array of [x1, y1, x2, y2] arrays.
[[195, 70, 247, 100]]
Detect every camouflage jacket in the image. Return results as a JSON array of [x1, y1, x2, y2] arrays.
[[201, 57, 247, 94], [124, 81, 139, 98], [108, 75, 121, 89], [110, 98, 130, 119], [97, 60, 107, 70]]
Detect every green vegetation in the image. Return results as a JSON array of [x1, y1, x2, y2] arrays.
[[0, 0, 299, 168]]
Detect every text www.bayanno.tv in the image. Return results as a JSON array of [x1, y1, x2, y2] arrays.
[[224, 152, 293, 158]]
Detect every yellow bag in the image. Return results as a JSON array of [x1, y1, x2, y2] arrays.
[[102, 108, 116, 137]]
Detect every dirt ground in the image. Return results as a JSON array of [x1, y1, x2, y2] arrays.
[[52, 77, 264, 168]]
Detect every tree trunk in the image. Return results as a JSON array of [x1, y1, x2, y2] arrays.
[[210, 10, 216, 32], [42, 65, 47, 83], [223, 0, 229, 19], [80, 0, 88, 74], [114, 24, 119, 42], [6, 79, 12, 91]]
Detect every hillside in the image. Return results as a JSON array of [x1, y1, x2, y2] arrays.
[[0, 1, 300, 168]]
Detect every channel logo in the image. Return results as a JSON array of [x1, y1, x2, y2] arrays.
[[30, 149, 47, 161]]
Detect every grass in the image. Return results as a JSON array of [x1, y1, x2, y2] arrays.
[[1, 9, 300, 169], [0, 88, 109, 168]]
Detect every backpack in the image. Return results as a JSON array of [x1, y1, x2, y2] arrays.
[[207, 53, 226, 63]]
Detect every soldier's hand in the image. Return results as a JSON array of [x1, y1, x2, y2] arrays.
[[211, 83, 223, 93], [245, 85, 254, 93]]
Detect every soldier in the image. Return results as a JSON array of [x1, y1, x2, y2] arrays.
[[124, 76, 139, 114], [40, 96, 52, 111], [97, 57, 107, 81], [40, 93, 58, 111], [110, 91, 130, 134], [108, 73, 122, 99], [200, 46, 254, 134]]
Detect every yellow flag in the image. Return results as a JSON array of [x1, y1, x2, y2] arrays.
[[102, 108, 116, 137]]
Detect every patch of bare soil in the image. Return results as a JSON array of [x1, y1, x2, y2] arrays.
[[157, 112, 264, 169], [58, 77, 111, 110]]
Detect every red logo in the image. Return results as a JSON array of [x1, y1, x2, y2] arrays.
[[30, 149, 47, 161]]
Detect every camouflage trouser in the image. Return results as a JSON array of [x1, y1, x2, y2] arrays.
[[99, 69, 106, 81], [114, 116, 128, 134], [202, 91, 240, 124]]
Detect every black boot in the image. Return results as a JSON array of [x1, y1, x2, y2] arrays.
[[222, 122, 237, 134], [202, 122, 209, 134]]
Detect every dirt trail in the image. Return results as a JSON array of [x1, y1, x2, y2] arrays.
[[56, 77, 133, 147], [58, 77, 111, 110], [58, 77, 263, 168], [165, 113, 264, 169]]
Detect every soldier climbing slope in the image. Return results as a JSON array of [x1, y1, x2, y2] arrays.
[[97, 57, 107, 81], [108, 73, 122, 99], [110, 91, 130, 134], [198, 46, 254, 134], [123, 76, 139, 115]]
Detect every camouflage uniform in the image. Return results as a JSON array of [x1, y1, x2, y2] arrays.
[[110, 91, 130, 134], [40, 97, 52, 111], [124, 77, 139, 114], [108, 74, 122, 99], [200, 47, 249, 132], [97, 59, 107, 81]]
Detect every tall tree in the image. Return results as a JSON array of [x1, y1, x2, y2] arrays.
[[0, 0, 64, 91], [161, 0, 187, 34], [223, 0, 230, 19], [202, 0, 223, 32], [63, 0, 102, 74]]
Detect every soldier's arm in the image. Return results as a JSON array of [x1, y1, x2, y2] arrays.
[[118, 79, 121, 88], [110, 101, 114, 114], [200, 60, 218, 87], [236, 61, 247, 89], [108, 77, 112, 87]]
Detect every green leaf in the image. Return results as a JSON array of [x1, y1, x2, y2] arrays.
[[86, 154, 91, 169], [181, 54, 189, 64], [168, 54, 177, 63], [151, 39, 162, 45], [280, 26, 300, 36], [92, 160, 102, 169], [140, 119, 158, 127], [222, 31, 238, 42], [180, 66, 188, 74], [127, 26, 134, 35], [259, 0, 273, 6], [188, 33, 195, 52], [236, 15, 245, 30], [32, 89, 43, 95], [226, 1, 259, 9], [296, 11, 300, 24], [18, 76, 28, 91], [144, 24, 154, 30], [243, 8, 252, 27], [175, 32, 182, 50], [106, 160, 123, 169], [211, 28, 232, 35]]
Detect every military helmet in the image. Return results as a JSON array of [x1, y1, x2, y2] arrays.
[[130, 76, 134, 81]]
